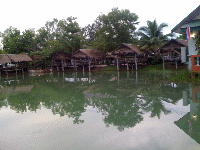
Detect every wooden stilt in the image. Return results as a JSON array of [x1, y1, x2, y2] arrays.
[[127, 62, 129, 71], [136, 71, 138, 84], [117, 56, 119, 71], [117, 71, 119, 86], [62, 60, 64, 72], [135, 53, 137, 71], [6, 64, 8, 75], [57, 62, 59, 72], [83, 65, 84, 72], [15, 63, 17, 74], [175, 60, 177, 70], [127, 71, 129, 79], [163, 57, 165, 70], [89, 58, 91, 72], [51, 60, 53, 72]]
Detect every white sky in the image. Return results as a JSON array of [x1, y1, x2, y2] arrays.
[[0, 0, 199, 35]]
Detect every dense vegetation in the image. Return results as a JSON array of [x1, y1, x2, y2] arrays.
[[0, 8, 172, 59]]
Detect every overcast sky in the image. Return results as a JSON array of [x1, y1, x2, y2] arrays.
[[0, 0, 199, 35]]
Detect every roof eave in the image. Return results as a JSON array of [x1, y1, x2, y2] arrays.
[[171, 5, 200, 33]]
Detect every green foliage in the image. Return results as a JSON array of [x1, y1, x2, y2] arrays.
[[1, 27, 37, 54], [177, 34, 186, 40], [195, 31, 200, 52], [137, 19, 173, 53], [83, 8, 139, 53], [1, 26, 22, 54]]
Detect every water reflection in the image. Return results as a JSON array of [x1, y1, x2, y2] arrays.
[[0, 72, 198, 132]]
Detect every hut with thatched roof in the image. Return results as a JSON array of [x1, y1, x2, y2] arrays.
[[0, 54, 33, 74], [0, 54, 12, 64], [7, 54, 33, 63], [157, 39, 188, 61], [72, 49, 103, 71], [51, 52, 71, 72], [113, 43, 146, 70]]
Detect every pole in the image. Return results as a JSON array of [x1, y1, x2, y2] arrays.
[[175, 60, 177, 70], [15, 63, 17, 74], [57, 62, 59, 72], [135, 53, 137, 71], [62, 60, 64, 72], [89, 58, 91, 72], [163, 55, 165, 70], [117, 55, 119, 71]]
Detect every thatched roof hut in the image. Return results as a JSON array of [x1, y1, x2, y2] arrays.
[[51, 52, 71, 61], [157, 39, 188, 54], [7, 54, 33, 63], [113, 43, 142, 55], [72, 49, 103, 60], [0, 54, 12, 64]]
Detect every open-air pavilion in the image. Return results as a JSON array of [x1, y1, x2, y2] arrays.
[[51, 52, 71, 72], [0, 54, 33, 74], [112, 43, 144, 71], [157, 39, 188, 61], [72, 49, 103, 71]]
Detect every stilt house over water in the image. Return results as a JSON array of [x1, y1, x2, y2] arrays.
[[72, 49, 103, 66], [0, 54, 33, 74], [157, 39, 188, 62]]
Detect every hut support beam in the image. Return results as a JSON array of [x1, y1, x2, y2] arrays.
[[57, 62, 59, 72], [6, 64, 8, 75], [135, 53, 137, 71], [175, 60, 177, 70], [163, 57, 165, 70], [62, 60, 64, 72], [50, 60, 53, 72], [127, 62, 129, 71], [15, 63, 17, 74], [22, 63, 24, 73], [89, 58, 91, 72], [83, 65, 84, 72], [117, 56, 119, 71]]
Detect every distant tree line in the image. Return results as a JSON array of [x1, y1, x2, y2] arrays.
[[0, 8, 173, 59]]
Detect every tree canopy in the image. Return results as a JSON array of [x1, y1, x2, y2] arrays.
[[137, 19, 173, 53], [0, 8, 176, 60], [83, 8, 139, 53]]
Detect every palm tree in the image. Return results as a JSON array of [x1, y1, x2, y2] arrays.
[[137, 19, 172, 53]]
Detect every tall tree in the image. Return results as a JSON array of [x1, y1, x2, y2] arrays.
[[37, 17, 81, 57], [1, 26, 22, 54], [21, 29, 37, 53], [83, 8, 139, 53], [137, 19, 173, 53]]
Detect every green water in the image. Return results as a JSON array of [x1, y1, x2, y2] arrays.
[[0, 71, 200, 150]]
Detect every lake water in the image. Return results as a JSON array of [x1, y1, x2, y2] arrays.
[[0, 71, 200, 150]]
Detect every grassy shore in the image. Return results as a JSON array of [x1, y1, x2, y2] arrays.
[[100, 62, 188, 72], [99, 63, 200, 83]]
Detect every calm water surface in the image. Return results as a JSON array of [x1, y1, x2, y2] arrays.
[[0, 71, 200, 150]]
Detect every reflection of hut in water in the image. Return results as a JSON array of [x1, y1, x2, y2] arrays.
[[157, 39, 188, 62], [0, 85, 34, 95]]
